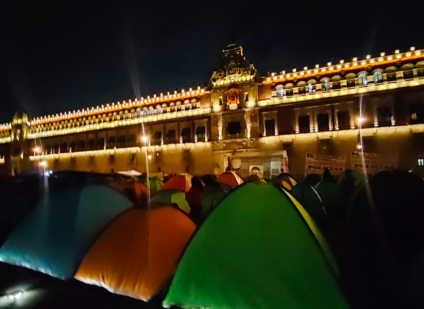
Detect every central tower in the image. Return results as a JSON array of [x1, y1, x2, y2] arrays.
[[209, 44, 260, 112]]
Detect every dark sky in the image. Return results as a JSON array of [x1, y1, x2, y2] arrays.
[[0, 0, 423, 122]]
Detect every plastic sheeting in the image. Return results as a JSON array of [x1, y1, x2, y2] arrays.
[[163, 182, 347, 309], [75, 206, 196, 301], [0, 185, 132, 279], [216, 172, 243, 188]]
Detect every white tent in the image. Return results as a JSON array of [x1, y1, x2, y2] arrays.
[[116, 169, 142, 177]]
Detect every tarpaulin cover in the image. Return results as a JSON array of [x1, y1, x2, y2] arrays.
[[160, 175, 193, 193], [0, 185, 132, 279], [216, 172, 243, 188], [150, 189, 190, 214], [75, 206, 196, 301], [163, 182, 347, 309]]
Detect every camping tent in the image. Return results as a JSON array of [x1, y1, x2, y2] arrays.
[[163, 182, 347, 309], [75, 206, 196, 301], [0, 185, 132, 279]]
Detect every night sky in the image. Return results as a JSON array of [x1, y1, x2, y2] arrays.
[[1, 0, 423, 123]]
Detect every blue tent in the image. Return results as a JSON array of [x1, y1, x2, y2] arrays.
[[0, 185, 132, 279]]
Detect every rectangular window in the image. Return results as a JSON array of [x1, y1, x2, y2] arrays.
[[196, 126, 206, 141], [298, 115, 310, 133], [286, 88, 293, 96], [298, 86, 305, 95], [404, 70, 414, 80], [377, 106, 392, 126], [219, 97, 223, 105], [347, 79, 356, 88], [227, 121, 241, 136], [167, 129, 176, 144], [181, 128, 191, 143], [245, 92, 249, 102], [265, 119, 275, 136], [153, 131, 162, 145], [317, 113, 329, 132], [387, 72, 397, 82], [338, 110, 351, 130], [332, 81, 341, 90]]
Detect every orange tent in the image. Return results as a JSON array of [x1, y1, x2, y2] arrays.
[[160, 174, 193, 193], [123, 182, 150, 205], [217, 172, 244, 188], [75, 206, 196, 301]]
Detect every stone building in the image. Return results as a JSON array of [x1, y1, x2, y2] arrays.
[[1, 44, 424, 180]]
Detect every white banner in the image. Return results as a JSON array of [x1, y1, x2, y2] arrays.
[[304, 153, 346, 176], [350, 151, 398, 177]]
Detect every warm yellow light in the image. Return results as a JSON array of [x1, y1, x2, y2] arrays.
[[357, 144, 362, 150], [141, 135, 148, 143], [33, 147, 40, 153], [39, 161, 47, 167], [357, 117, 365, 123], [147, 154, 152, 160]]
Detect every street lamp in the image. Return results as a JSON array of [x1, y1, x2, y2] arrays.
[[39, 161, 46, 167], [141, 135, 148, 143], [357, 116, 365, 124], [147, 154, 152, 160], [33, 146, 40, 154]]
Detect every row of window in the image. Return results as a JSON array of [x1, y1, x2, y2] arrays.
[[275, 69, 424, 97], [32, 103, 201, 133], [41, 126, 207, 154]]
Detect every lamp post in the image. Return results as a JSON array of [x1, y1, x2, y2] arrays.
[[357, 116, 365, 150]]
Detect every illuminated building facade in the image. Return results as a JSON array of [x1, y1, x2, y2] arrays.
[[1, 44, 424, 179]]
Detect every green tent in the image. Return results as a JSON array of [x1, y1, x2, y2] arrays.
[[315, 178, 344, 216], [336, 169, 366, 188], [150, 189, 190, 214], [292, 181, 327, 226], [163, 182, 348, 309], [199, 184, 231, 223], [137, 176, 163, 194]]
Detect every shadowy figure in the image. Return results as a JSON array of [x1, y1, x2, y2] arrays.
[[340, 169, 356, 202], [186, 176, 204, 223]]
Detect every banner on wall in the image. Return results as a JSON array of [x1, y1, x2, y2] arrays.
[[350, 151, 398, 176], [304, 153, 346, 176]]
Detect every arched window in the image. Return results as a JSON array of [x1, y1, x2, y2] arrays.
[[416, 62, 424, 77], [297, 82, 306, 95], [276, 85, 285, 98], [358, 74, 368, 86], [386, 67, 397, 82], [346, 74, 356, 88], [402, 64, 414, 80], [307, 80, 316, 93], [331, 76, 341, 89], [321, 79, 330, 91], [157, 105, 163, 114], [285, 84, 293, 96], [374, 71, 383, 83]]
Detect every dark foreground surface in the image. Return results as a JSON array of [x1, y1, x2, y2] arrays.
[[0, 263, 166, 309]]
